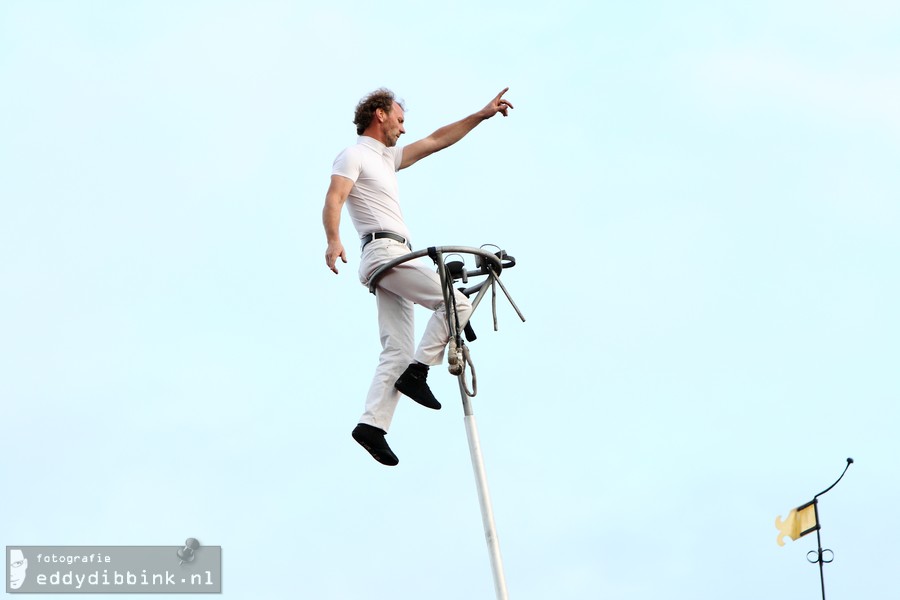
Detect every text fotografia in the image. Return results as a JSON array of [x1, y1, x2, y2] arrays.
[[35, 569, 215, 590], [35, 554, 111, 565]]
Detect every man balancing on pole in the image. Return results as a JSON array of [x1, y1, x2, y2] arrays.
[[322, 87, 513, 466]]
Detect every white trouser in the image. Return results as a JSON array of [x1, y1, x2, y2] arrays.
[[357, 238, 473, 432]]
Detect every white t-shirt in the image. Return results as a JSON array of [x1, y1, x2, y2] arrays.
[[332, 136, 410, 242]]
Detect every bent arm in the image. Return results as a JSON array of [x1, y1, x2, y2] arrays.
[[400, 87, 514, 170], [323, 175, 354, 274]]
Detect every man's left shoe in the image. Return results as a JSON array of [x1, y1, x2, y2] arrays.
[[352, 424, 399, 466], [394, 363, 441, 410]]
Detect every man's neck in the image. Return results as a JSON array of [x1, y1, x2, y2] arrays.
[[361, 127, 388, 146]]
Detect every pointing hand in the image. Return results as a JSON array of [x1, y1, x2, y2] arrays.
[[482, 87, 514, 119]]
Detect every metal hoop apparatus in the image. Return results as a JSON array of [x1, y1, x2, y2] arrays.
[[367, 244, 525, 600]]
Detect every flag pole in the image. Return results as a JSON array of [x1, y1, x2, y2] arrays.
[[811, 501, 827, 600], [806, 458, 853, 600]]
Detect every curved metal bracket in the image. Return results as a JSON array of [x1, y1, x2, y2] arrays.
[[367, 245, 505, 293], [366, 245, 526, 328]]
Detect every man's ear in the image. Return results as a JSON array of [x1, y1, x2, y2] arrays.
[[376, 108, 386, 123]]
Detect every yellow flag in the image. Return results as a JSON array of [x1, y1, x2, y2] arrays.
[[775, 499, 819, 546]]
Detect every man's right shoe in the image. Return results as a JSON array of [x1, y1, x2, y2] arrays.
[[394, 363, 441, 410], [352, 424, 399, 466]]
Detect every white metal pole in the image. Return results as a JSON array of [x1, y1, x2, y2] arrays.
[[460, 378, 510, 600]]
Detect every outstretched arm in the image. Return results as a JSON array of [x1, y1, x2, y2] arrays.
[[399, 87, 514, 170], [323, 175, 354, 274]]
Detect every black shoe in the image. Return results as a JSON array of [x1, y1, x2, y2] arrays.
[[394, 364, 441, 410], [352, 424, 399, 466]]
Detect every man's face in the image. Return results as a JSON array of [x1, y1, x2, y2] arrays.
[[9, 549, 27, 590], [381, 102, 405, 147]]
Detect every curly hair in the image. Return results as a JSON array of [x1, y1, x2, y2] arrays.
[[353, 88, 404, 135]]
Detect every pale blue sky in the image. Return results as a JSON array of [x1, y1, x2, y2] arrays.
[[2, 1, 898, 598]]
